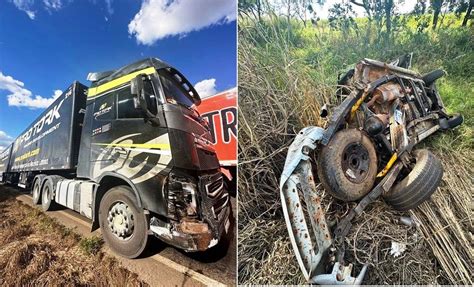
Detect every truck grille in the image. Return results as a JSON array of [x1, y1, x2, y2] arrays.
[[201, 172, 229, 220]]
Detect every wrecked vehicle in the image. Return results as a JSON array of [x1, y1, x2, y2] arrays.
[[1, 58, 231, 258], [279, 55, 463, 284]]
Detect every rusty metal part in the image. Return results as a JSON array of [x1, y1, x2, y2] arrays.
[[334, 163, 403, 241], [280, 126, 368, 284], [180, 219, 210, 234], [341, 143, 371, 183]]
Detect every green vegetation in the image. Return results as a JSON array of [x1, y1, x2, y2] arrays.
[[238, 4, 473, 285], [79, 236, 104, 256]]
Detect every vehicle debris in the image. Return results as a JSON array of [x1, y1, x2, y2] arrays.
[[280, 54, 463, 285], [399, 216, 416, 227], [390, 241, 407, 257]]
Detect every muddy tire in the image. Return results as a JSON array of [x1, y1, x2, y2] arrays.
[[32, 178, 42, 205], [41, 178, 56, 211], [99, 185, 148, 259], [383, 149, 443, 211], [317, 129, 378, 201]]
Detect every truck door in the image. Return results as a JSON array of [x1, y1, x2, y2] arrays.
[[89, 81, 172, 184]]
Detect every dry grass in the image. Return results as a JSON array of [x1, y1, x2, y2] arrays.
[[237, 18, 473, 285], [0, 188, 146, 286]]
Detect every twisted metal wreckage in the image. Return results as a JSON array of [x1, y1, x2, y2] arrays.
[[279, 55, 463, 284]]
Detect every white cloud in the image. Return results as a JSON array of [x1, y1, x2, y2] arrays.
[[43, 0, 62, 11], [104, 0, 114, 14], [194, 78, 216, 98], [0, 71, 62, 109], [0, 131, 14, 152], [128, 0, 236, 45], [12, 0, 36, 19]]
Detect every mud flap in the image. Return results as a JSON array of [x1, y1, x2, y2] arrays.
[[280, 126, 367, 284]]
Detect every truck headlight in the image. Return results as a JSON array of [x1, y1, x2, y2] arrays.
[[167, 171, 199, 220]]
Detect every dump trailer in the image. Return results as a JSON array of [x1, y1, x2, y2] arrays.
[[0, 58, 231, 258]]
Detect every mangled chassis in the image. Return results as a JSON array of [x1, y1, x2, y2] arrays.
[[280, 58, 462, 284]]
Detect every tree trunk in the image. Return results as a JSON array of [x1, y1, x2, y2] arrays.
[[462, 2, 472, 26], [432, 9, 440, 29], [257, 0, 261, 22], [385, 0, 393, 35], [432, 0, 443, 29]]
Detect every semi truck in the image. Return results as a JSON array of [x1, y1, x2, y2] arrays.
[[0, 58, 231, 258]]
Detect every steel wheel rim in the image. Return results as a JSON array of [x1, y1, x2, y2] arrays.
[[107, 201, 135, 240], [341, 142, 370, 183]]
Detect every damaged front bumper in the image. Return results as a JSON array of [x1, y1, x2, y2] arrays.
[[150, 204, 231, 252], [150, 171, 232, 252], [280, 126, 365, 284]]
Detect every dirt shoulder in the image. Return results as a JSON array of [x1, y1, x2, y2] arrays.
[[0, 186, 146, 286]]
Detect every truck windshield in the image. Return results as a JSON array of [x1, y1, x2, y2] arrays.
[[159, 70, 195, 109]]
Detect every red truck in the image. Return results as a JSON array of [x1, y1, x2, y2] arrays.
[[197, 88, 237, 192]]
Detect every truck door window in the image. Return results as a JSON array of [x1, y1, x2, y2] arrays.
[[93, 94, 116, 121], [159, 71, 194, 108], [117, 82, 157, 118]]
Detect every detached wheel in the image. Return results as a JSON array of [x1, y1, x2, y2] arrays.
[[383, 149, 443, 211], [99, 186, 148, 258], [317, 129, 378, 201], [41, 178, 56, 211], [32, 178, 42, 205]]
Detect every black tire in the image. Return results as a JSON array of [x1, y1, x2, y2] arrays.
[[422, 69, 445, 86], [447, 113, 463, 129], [99, 185, 148, 259], [41, 178, 56, 211], [317, 129, 378, 201], [32, 178, 42, 205], [383, 149, 443, 211]]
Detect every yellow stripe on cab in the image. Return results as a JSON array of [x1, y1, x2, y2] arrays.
[[88, 67, 156, 98]]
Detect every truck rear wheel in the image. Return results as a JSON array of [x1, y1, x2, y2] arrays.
[[99, 185, 148, 259], [32, 178, 42, 205], [41, 178, 56, 211], [317, 129, 378, 201]]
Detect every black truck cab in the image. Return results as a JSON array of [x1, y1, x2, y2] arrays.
[[79, 58, 231, 255]]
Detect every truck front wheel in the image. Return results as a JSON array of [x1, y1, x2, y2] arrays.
[[99, 185, 148, 258]]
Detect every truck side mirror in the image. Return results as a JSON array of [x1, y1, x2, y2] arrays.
[[131, 74, 160, 126], [131, 75, 148, 111], [131, 75, 144, 96]]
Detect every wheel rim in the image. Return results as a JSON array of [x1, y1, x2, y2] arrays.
[[107, 201, 135, 240], [341, 142, 370, 183]]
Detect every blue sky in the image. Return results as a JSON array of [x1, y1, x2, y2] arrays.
[[0, 0, 236, 150]]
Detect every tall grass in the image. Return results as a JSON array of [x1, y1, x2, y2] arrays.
[[238, 14, 473, 284]]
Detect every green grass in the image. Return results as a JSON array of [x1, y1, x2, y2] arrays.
[[79, 236, 103, 255]]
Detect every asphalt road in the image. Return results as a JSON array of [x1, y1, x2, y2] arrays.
[[2, 184, 236, 286]]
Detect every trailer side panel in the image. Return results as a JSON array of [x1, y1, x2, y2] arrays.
[[9, 82, 87, 172]]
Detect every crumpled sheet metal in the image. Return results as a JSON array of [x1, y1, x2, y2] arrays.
[[280, 126, 367, 285], [279, 127, 330, 281]]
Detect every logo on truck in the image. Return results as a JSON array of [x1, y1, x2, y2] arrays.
[[13, 98, 65, 153], [92, 133, 172, 184]]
